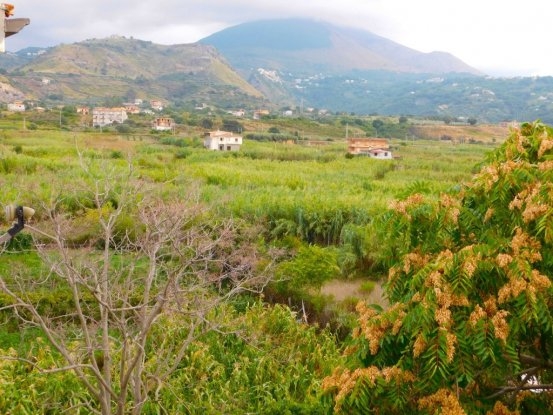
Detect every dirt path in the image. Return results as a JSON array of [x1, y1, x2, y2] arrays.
[[321, 279, 387, 307]]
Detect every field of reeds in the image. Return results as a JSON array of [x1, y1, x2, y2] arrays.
[[0, 127, 497, 244]]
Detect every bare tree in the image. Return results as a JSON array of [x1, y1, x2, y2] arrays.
[[0, 169, 272, 414]]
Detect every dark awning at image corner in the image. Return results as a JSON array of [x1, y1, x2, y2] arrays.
[[5, 18, 30, 38]]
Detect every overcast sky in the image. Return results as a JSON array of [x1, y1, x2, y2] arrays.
[[5, 0, 552, 77]]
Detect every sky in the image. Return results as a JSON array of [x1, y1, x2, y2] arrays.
[[4, 0, 552, 77]]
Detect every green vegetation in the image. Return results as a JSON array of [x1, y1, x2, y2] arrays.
[[324, 121, 553, 413], [290, 72, 553, 124], [3, 113, 550, 413]]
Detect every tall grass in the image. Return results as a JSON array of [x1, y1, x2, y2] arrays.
[[0, 128, 498, 262]]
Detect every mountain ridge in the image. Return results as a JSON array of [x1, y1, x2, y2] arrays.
[[199, 19, 482, 76], [0, 35, 264, 105], [0, 20, 552, 123]]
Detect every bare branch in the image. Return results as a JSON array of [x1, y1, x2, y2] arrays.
[[0, 163, 274, 414], [486, 384, 553, 399]]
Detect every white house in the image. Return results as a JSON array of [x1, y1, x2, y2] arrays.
[[92, 107, 128, 127], [7, 101, 25, 112], [366, 148, 393, 159], [150, 100, 164, 111], [227, 109, 246, 117], [204, 130, 242, 151]]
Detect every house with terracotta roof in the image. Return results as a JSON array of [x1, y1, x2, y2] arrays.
[[150, 100, 164, 111], [347, 138, 393, 159], [152, 117, 175, 131], [124, 104, 140, 114]]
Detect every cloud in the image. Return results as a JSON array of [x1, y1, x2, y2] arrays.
[[8, 0, 388, 48], [5, 0, 553, 76]]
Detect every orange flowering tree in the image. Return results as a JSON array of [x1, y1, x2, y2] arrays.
[[324, 121, 553, 414]]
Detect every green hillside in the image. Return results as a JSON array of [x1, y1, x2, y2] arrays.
[[7, 36, 264, 106], [0, 25, 552, 123]]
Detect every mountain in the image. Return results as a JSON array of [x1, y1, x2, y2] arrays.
[[0, 48, 39, 71], [1, 35, 264, 107], [0, 23, 552, 124], [199, 19, 481, 76], [197, 19, 553, 123]]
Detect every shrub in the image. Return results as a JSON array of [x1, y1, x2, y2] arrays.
[[174, 148, 191, 159]]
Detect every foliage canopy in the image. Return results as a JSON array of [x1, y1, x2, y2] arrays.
[[324, 121, 553, 414]]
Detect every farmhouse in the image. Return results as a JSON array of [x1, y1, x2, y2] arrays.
[[253, 109, 270, 120], [204, 130, 242, 151], [150, 100, 164, 111], [92, 107, 128, 127], [152, 117, 175, 131], [7, 101, 25, 112], [227, 109, 246, 117], [347, 138, 393, 159]]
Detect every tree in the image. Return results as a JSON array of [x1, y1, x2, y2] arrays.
[[222, 119, 243, 133], [371, 119, 384, 136], [103, 96, 124, 108], [115, 123, 131, 134], [0, 161, 272, 415], [124, 88, 137, 103], [200, 117, 213, 130], [323, 121, 553, 414]]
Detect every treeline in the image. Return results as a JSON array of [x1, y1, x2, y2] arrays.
[[244, 132, 299, 142]]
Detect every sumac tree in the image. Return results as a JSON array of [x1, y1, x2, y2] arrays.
[[324, 121, 553, 414]]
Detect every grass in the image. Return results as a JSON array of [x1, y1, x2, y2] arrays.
[[173, 138, 496, 220], [0, 129, 498, 233]]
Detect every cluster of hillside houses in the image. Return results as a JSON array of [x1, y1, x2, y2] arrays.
[[86, 106, 175, 131], [5, 100, 392, 158], [6, 99, 175, 131], [81, 100, 172, 130]]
